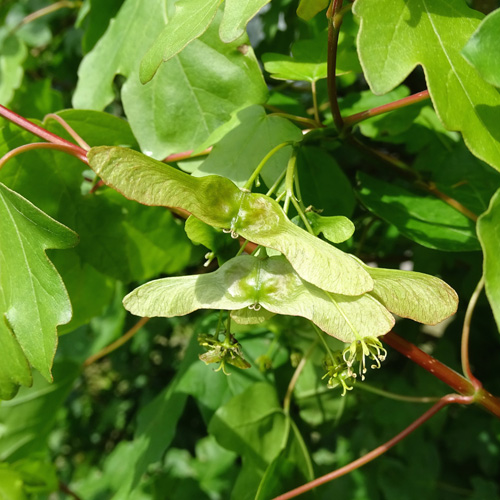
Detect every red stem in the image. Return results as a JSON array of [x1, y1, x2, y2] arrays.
[[273, 393, 473, 500], [0, 104, 88, 163], [164, 147, 212, 163], [343, 90, 430, 127], [1, 105, 78, 148], [383, 331, 500, 417], [0, 142, 88, 168]]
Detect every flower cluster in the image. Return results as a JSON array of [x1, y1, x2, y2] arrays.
[[323, 353, 356, 396], [342, 336, 387, 381], [198, 333, 251, 374], [323, 336, 388, 395]]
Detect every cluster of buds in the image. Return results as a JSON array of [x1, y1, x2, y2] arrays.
[[198, 333, 251, 374], [323, 336, 387, 395]]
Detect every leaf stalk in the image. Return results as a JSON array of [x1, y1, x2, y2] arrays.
[[343, 90, 430, 128]]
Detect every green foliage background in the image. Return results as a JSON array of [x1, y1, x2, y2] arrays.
[[1, 0, 500, 499]]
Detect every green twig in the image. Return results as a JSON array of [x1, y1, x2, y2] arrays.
[[11, 1, 82, 34], [244, 142, 294, 191], [283, 339, 319, 415], [461, 275, 485, 388], [310, 80, 321, 124], [83, 317, 150, 367], [357, 382, 440, 403]]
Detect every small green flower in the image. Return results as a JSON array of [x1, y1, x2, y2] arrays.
[[342, 336, 387, 381], [322, 353, 356, 396], [198, 333, 251, 374]]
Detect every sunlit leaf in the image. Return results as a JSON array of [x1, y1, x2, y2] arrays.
[[208, 382, 288, 468], [0, 34, 27, 106], [296, 0, 329, 21], [0, 185, 77, 400], [192, 105, 302, 188], [262, 32, 359, 82], [462, 8, 500, 88], [306, 212, 355, 244], [354, 0, 500, 171], [123, 20, 267, 160], [139, 0, 222, 84], [73, 0, 169, 110], [477, 188, 500, 332], [220, 0, 270, 43]]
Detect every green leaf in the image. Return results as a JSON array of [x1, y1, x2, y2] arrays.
[[220, 0, 270, 43], [0, 184, 78, 400], [10, 79, 63, 120], [88, 146, 373, 295], [358, 173, 480, 251], [192, 106, 302, 188], [262, 32, 358, 82], [99, 334, 201, 499], [139, 0, 222, 84], [123, 254, 395, 343], [73, 190, 193, 282], [48, 110, 139, 149], [255, 421, 314, 499], [73, 0, 169, 109], [51, 252, 115, 335], [81, 0, 124, 53], [297, 146, 356, 217], [262, 37, 328, 82], [8, 458, 58, 495], [0, 360, 80, 459], [296, 0, 329, 21], [462, 8, 500, 88], [363, 264, 458, 325], [477, 188, 500, 332], [123, 22, 268, 159], [208, 382, 288, 468], [354, 0, 500, 172], [0, 468, 25, 500], [0, 34, 27, 106], [184, 216, 240, 264], [306, 212, 355, 243]]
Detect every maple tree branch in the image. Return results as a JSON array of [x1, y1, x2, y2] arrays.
[[349, 135, 479, 222], [383, 331, 500, 417], [343, 90, 430, 127], [273, 393, 474, 500], [326, 0, 345, 132], [0, 104, 88, 163], [13, 1, 82, 32], [83, 317, 150, 367]]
